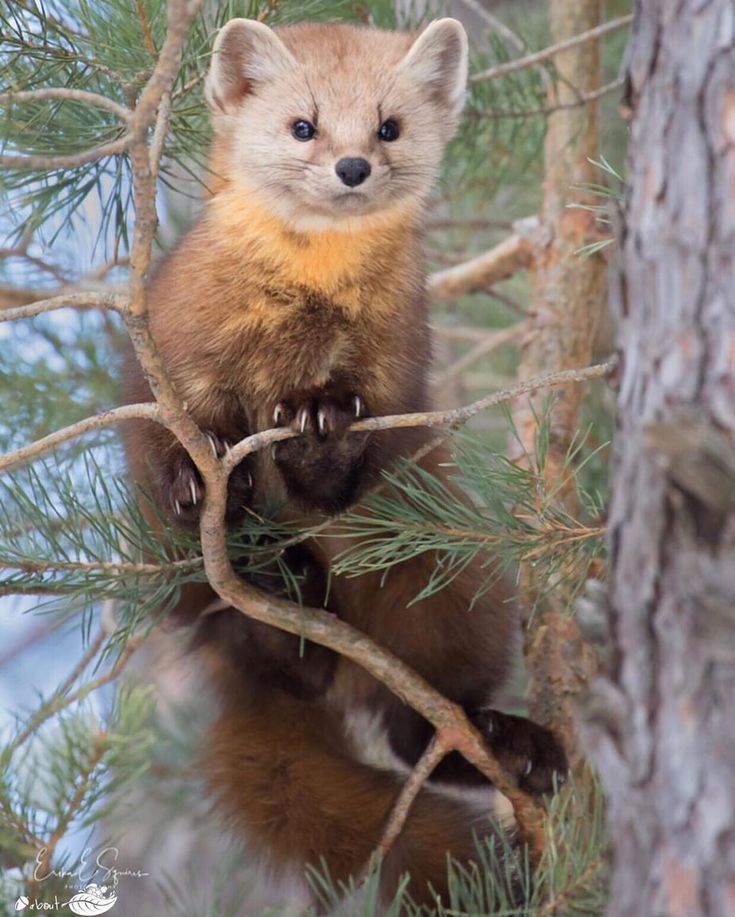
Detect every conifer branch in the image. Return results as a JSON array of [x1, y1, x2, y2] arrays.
[[469, 14, 632, 85], [0, 359, 612, 479], [198, 471, 549, 857], [435, 324, 522, 386], [0, 136, 132, 171], [0, 556, 198, 576], [0, 245, 69, 283], [0, 88, 132, 122], [0, 291, 128, 321], [0, 403, 160, 473], [428, 233, 534, 301], [361, 731, 452, 880], [471, 76, 625, 120], [223, 361, 614, 471]]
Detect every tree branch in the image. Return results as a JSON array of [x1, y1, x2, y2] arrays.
[[428, 234, 534, 301], [469, 14, 632, 85], [0, 88, 132, 122], [0, 246, 70, 284], [470, 76, 625, 120], [435, 325, 522, 387], [0, 362, 613, 477], [0, 403, 160, 473], [0, 136, 131, 171], [223, 361, 614, 471], [362, 731, 452, 879], [0, 556, 199, 576], [198, 469, 549, 855], [457, 0, 526, 53], [0, 291, 128, 322]]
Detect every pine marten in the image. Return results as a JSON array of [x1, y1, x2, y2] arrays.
[[123, 17, 567, 908]]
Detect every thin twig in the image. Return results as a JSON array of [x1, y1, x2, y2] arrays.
[[3, 36, 122, 82], [435, 325, 522, 386], [0, 617, 64, 667], [457, 0, 550, 89], [0, 247, 70, 283], [135, 0, 159, 57], [0, 290, 128, 321], [469, 14, 633, 85], [434, 323, 513, 342], [55, 629, 107, 700], [0, 135, 131, 171], [427, 217, 516, 232], [470, 76, 625, 120], [223, 362, 615, 471], [0, 88, 132, 122], [458, 0, 525, 52], [0, 403, 160, 473], [87, 256, 131, 280], [0, 556, 200, 576], [171, 70, 206, 100], [357, 732, 451, 883], [0, 362, 612, 477]]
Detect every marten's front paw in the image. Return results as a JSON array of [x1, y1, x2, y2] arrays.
[[161, 433, 253, 526], [474, 710, 568, 796], [270, 393, 369, 511], [272, 393, 366, 440]]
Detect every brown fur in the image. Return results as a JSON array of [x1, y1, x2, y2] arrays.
[[122, 18, 565, 908]]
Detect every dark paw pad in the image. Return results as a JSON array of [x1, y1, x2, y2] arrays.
[[475, 710, 568, 796]]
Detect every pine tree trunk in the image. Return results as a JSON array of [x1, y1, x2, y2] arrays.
[[584, 3, 735, 913], [514, 0, 606, 756]]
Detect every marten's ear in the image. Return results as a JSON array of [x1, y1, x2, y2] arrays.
[[399, 18, 468, 121], [205, 19, 296, 113]]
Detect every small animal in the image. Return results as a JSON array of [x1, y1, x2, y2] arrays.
[[123, 16, 566, 908]]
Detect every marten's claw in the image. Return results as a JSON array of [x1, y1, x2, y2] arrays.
[[166, 454, 204, 525], [204, 431, 231, 459], [298, 405, 311, 433], [272, 393, 367, 442], [163, 431, 254, 527]]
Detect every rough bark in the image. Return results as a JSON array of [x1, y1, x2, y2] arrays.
[[513, 0, 608, 755], [583, 2, 735, 914]]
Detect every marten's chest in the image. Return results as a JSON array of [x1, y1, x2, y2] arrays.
[[175, 279, 395, 426]]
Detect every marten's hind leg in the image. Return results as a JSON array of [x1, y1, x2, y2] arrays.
[[205, 684, 499, 908]]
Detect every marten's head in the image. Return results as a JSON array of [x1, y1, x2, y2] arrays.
[[204, 18, 467, 233]]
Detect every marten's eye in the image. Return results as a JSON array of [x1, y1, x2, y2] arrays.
[[378, 119, 400, 142], [292, 120, 316, 141]]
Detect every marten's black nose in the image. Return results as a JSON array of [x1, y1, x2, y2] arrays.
[[335, 157, 371, 187]]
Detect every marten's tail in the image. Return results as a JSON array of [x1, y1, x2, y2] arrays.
[[205, 684, 498, 909]]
